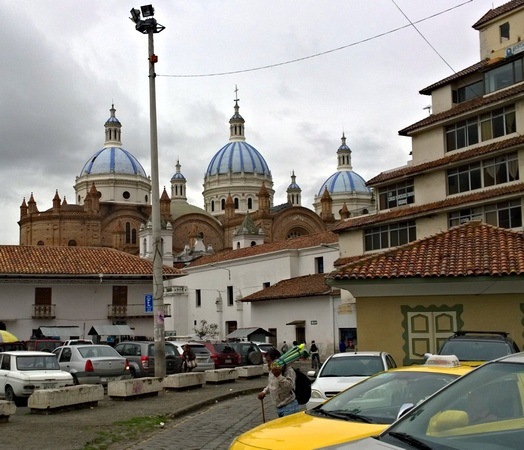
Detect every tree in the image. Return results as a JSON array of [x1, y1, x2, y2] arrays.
[[193, 320, 219, 339]]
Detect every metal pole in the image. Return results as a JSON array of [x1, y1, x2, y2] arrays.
[[147, 27, 166, 377]]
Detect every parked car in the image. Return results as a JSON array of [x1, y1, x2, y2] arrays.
[[195, 341, 241, 369], [24, 339, 62, 352], [114, 341, 182, 377], [253, 342, 275, 356], [0, 341, 27, 352], [63, 339, 94, 346], [231, 355, 472, 450], [52, 344, 130, 385], [229, 341, 263, 365], [438, 330, 520, 365], [0, 351, 74, 406], [306, 351, 397, 408], [320, 352, 524, 450], [169, 342, 215, 372]]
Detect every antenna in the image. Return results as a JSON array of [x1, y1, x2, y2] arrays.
[[423, 105, 432, 115]]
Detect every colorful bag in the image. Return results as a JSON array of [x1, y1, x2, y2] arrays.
[[187, 359, 197, 368]]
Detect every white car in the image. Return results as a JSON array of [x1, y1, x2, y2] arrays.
[[306, 351, 397, 408], [0, 351, 74, 405]]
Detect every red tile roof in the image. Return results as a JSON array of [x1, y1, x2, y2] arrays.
[[0, 246, 184, 278], [399, 83, 524, 136], [333, 182, 524, 232], [367, 135, 524, 186], [473, 0, 524, 29], [241, 273, 339, 302], [328, 221, 524, 280], [187, 231, 338, 267], [419, 60, 488, 95]]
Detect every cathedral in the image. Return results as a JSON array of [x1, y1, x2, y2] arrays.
[[18, 97, 373, 257]]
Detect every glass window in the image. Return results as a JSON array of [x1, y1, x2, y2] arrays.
[[449, 201, 522, 229], [365, 221, 416, 251], [378, 180, 414, 210]]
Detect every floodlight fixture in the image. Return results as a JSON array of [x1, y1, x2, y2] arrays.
[[129, 8, 141, 24], [141, 4, 155, 17]]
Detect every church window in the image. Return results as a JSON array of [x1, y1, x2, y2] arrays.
[[132, 229, 137, 244], [234, 198, 239, 209], [227, 286, 234, 306], [196, 289, 201, 307], [125, 222, 131, 244], [250, 241, 256, 246], [37, 241, 44, 246], [123, 191, 130, 200], [211, 200, 215, 212], [142, 238, 147, 255], [68, 240, 77, 246], [145, 195, 148, 202], [247, 198, 253, 209], [221, 199, 226, 210]]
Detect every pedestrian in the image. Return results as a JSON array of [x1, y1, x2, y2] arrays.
[[257, 347, 298, 418], [182, 344, 197, 372], [310, 340, 320, 369], [281, 341, 289, 353], [292, 340, 298, 347], [339, 339, 347, 353]]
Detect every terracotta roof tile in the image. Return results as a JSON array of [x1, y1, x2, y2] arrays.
[[328, 221, 524, 280], [473, 0, 524, 29], [187, 231, 338, 267], [241, 273, 338, 302], [333, 182, 524, 232], [399, 83, 524, 136], [0, 246, 184, 278], [419, 60, 488, 95], [367, 135, 524, 185]]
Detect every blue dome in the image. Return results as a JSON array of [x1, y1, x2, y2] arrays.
[[79, 147, 147, 177], [318, 170, 370, 196], [205, 141, 271, 177]]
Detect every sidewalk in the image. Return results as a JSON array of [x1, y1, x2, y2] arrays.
[[3, 361, 314, 450]]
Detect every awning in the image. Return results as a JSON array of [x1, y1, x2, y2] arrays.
[[226, 327, 275, 339], [286, 320, 306, 326], [88, 325, 134, 336], [39, 326, 82, 337]]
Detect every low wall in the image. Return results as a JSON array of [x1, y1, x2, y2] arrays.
[[28, 385, 104, 414], [108, 377, 163, 400], [163, 372, 205, 390]]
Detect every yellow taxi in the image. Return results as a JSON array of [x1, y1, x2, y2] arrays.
[[229, 355, 472, 450]]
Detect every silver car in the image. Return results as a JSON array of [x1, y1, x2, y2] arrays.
[[170, 342, 215, 372], [52, 344, 130, 385]]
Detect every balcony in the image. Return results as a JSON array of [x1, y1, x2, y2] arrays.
[[32, 304, 56, 319], [107, 303, 172, 319]]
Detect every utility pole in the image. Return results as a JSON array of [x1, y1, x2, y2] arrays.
[[130, 4, 166, 376]]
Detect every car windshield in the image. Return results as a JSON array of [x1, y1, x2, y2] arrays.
[[78, 346, 120, 358], [16, 355, 60, 371], [440, 340, 513, 361], [381, 361, 524, 449], [190, 346, 210, 355], [314, 370, 457, 424], [319, 356, 384, 377], [213, 344, 236, 353]]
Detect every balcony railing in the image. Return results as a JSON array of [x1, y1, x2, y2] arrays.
[[32, 304, 56, 319], [107, 303, 171, 319]]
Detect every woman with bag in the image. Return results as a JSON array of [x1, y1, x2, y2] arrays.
[[182, 344, 197, 372]]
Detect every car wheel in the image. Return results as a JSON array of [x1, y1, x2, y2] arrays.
[[5, 385, 24, 406], [129, 367, 137, 378]]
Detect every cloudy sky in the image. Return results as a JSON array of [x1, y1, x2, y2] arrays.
[[0, 0, 502, 244]]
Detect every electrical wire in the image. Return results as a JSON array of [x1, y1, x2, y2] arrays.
[[157, 1, 473, 79]]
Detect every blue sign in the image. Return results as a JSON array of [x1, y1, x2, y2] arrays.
[[145, 294, 153, 313]]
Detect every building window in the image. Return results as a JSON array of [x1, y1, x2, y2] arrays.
[[378, 180, 414, 210], [68, 240, 77, 246], [221, 199, 225, 210], [485, 58, 523, 94], [500, 22, 510, 42], [123, 191, 130, 200], [125, 222, 131, 244], [35, 287, 52, 307], [453, 80, 484, 103], [364, 221, 416, 251], [234, 198, 239, 209], [247, 198, 253, 209], [263, 282, 270, 289], [445, 105, 516, 151], [196, 289, 201, 308], [211, 200, 215, 212], [227, 286, 234, 306], [448, 200, 522, 229], [315, 257, 324, 274]]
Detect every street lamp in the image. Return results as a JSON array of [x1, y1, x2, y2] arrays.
[[130, 4, 166, 377]]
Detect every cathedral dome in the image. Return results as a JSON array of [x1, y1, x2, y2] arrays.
[[205, 141, 271, 177], [317, 170, 370, 196], [79, 147, 147, 177]]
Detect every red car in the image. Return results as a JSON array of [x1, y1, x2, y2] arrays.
[[196, 341, 241, 368]]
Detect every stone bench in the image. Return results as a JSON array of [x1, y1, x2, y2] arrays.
[[28, 385, 104, 414], [108, 377, 163, 400], [0, 400, 16, 422], [163, 372, 205, 390], [236, 365, 264, 379], [205, 368, 239, 384]]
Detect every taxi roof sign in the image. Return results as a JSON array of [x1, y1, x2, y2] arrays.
[[425, 354, 460, 367]]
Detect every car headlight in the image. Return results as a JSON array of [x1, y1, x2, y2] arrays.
[[310, 389, 324, 399]]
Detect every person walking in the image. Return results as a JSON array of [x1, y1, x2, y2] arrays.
[[339, 339, 347, 353], [181, 344, 197, 372], [310, 340, 320, 370], [281, 341, 289, 353], [257, 348, 298, 418]]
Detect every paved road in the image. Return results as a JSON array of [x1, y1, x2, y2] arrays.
[[125, 390, 307, 450]]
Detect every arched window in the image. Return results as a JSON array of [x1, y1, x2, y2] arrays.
[[132, 229, 137, 244], [68, 240, 77, 246], [234, 198, 239, 209], [221, 199, 226, 210], [247, 198, 253, 209], [125, 222, 131, 244], [211, 200, 215, 212], [37, 241, 44, 246]]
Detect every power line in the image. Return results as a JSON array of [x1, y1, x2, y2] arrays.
[[158, 1, 473, 79]]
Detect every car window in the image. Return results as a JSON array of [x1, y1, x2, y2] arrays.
[[441, 340, 513, 361], [213, 343, 236, 353], [189, 345, 210, 355], [320, 356, 384, 377], [0, 355, 10, 370], [59, 348, 72, 362], [165, 344, 179, 356]]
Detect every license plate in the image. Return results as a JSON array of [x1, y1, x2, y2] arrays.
[[225, 359, 231, 363], [42, 383, 56, 389]]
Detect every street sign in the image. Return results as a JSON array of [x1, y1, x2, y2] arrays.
[[145, 293, 153, 313]]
